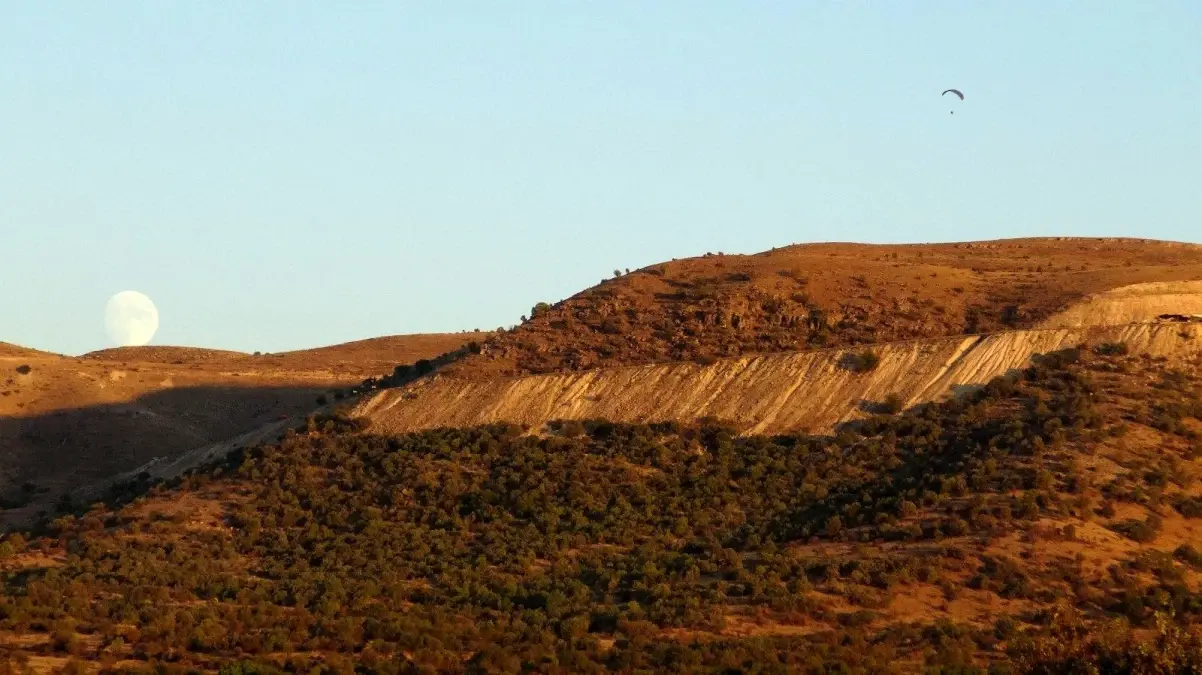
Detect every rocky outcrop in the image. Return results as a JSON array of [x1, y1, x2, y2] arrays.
[[1038, 282, 1202, 329], [357, 322, 1202, 436]]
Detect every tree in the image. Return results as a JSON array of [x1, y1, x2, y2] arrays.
[[881, 393, 904, 414], [1001, 304, 1021, 326], [825, 515, 843, 536], [841, 350, 881, 373], [806, 307, 827, 332]]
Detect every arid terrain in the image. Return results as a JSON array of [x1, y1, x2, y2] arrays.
[[356, 321, 1202, 439], [0, 333, 481, 523], [449, 237, 1202, 378], [4, 236, 1202, 673]]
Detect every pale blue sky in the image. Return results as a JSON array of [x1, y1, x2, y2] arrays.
[[2, 2, 1200, 355]]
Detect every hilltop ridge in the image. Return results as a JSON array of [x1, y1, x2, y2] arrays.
[[447, 237, 1202, 379], [0, 342, 64, 359], [81, 333, 482, 376]]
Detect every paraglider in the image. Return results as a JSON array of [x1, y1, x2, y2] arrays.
[[942, 88, 964, 114]]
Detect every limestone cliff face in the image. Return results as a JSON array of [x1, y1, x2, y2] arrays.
[[357, 322, 1202, 436]]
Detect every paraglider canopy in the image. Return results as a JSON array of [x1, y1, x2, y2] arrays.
[[942, 88, 964, 114]]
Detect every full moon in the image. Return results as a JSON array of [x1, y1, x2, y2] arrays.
[[104, 291, 160, 347]]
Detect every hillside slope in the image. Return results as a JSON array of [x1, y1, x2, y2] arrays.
[[447, 237, 1202, 378], [359, 321, 1202, 437], [1039, 280, 1202, 328], [5, 347, 1202, 672], [0, 332, 479, 521], [0, 342, 65, 359]]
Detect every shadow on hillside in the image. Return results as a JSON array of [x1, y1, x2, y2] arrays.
[[846, 371, 1030, 437], [0, 383, 334, 517], [856, 398, 900, 415]]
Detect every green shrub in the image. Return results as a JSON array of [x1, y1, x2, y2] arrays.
[[1174, 544, 1202, 570], [994, 616, 1018, 640], [1174, 495, 1202, 518], [841, 349, 881, 373], [1093, 341, 1129, 356], [1109, 514, 1162, 543], [881, 393, 904, 414]]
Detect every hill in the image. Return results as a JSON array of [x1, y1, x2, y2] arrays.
[[447, 237, 1202, 378], [5, 236, 1202, 671], [263, 333, 491, 377], [0, 332, 480, 524], [80, 345, 250, 363], [4, 346, 1202, 672], [0, 342, 64, 360], [80, 333, 483, 376]]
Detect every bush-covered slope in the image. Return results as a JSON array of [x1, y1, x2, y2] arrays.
[[3, 346, 1202, 672], [0, 334, 484, 527]]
